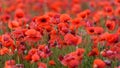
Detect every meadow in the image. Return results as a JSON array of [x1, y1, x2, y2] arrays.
[[0, 0, 120, 68]]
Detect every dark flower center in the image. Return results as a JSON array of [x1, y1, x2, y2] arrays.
[[41, 18, 47, 23], [89, 29, 94, 33], [107, 24, 111, 29], [106, 8, 112, 13]]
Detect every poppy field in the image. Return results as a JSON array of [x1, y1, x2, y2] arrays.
[[1, 0, 120, 68]]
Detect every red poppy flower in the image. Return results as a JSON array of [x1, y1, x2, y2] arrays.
[[104, 6, 113, 16], [88, 48, 99, 56], [71, 4, 81, 14], [25, 29, 41, 42], [50, 1, 62, 12], [49, 60, 56, 66], [68, 59, 79, 68], [28, 48, 37, 55], [31, 53, 40, 63], [1, 34, 14, 47], [1, 14, 10, 23], [4, 60, 16, 68], [71, 17, 82, 28], [64, 33, 82, 46], [37, 62, 47, 68], [15, 9, 25, 19], [93, 59, 106, 68], [24, 54, 32, 61], [38, 44, 46, 51], [105, 33, 119, 43], [36, 15, 50, 26], [105, 20, 115, 31], [60, 48, 84, 68], [58, 22, 69, 35], [93, 13, 101, 23], [11, 28, 27, 40], [0, 47, 9, 55], [86, 27, 104, 35], [60, 14, 71, 23], [86, 27, 95, 35], [8, 20, 21, 30], [99, 32, 109, 41], [94, 27, 104, 35], [77, 9, 91, 19]]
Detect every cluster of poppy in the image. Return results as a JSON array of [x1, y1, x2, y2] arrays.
[[1, 0, 120, 68]]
